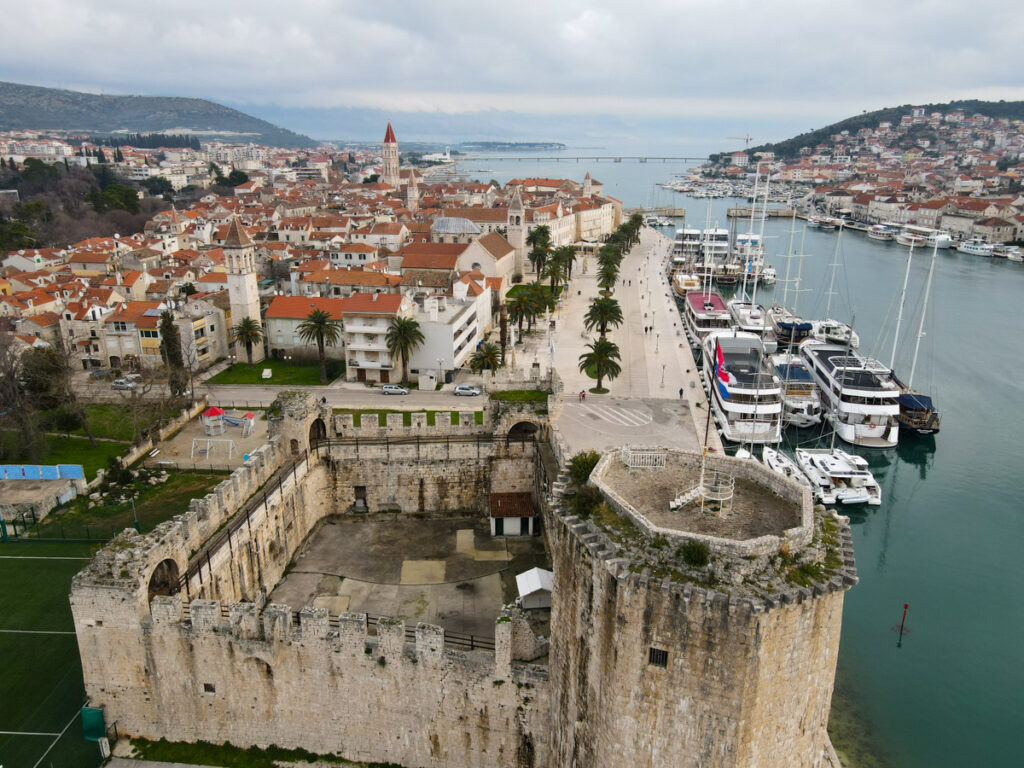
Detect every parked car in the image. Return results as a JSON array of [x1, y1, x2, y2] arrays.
[[110, 378, 136, 391], [380, 384, 409, 395], [454, 385, 481, 396]]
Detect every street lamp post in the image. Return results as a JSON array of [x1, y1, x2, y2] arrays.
[[656, 332, 660, 353], [661, 363, 666, 388], [437, 358, 443, 386]]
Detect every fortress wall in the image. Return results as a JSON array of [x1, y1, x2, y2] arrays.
[[78, 596, 551, 768], [546, 512, 850, 768], [325, 439, 536, 514]]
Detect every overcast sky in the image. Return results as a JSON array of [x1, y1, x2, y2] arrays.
[[3, 0, 1023, 148]]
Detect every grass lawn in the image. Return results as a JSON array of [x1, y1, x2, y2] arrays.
[[489, 389, 549, 403], [1, 432, 130, 481], [333, 408, 484, 427], [207, 358, 344, 386], [36, 471, 226, 537], [40, 401, 182, 443]]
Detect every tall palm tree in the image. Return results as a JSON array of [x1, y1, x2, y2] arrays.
[[523, 281, 554, 329], [526, 225, 551, 275], [385, 316, 425, 386], [233, 317, 263, 368], [584, 297, 623, 339], [507, 295, 528, 335], [542, 257, 565, 292], [578, 339, 622, 392], [597, 262, 619, 294], [628, 212, 644, 244], [557, 244, 578, 281], [469, 342, 501, 373], [297, 308, 343, 384]]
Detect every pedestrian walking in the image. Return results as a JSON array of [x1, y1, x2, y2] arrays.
[[679, 388, 684, 399], [578, 390, 585, 403]]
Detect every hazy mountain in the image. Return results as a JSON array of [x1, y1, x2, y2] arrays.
[[0, 81, 316, 148]]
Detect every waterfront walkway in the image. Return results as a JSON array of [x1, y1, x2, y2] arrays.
[[548, 227, 721, 455]]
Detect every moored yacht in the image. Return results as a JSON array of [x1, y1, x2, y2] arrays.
[[800, 339, 900, 448], [767, 305, 812, 349], [770, 352, 822, 428], [671, 271, 700, 298], [795, 447, 882, 505], [758, 266, 777, 285], [762, 447, 813, 492], [682, 290, 731, 345], [896, 392, 941, 436], [867, 224, 895, 242], [728, 300, 778, 353], [809, 318, 859, 349], [701, 331, 782, 444], [957, 238, 994, 256]]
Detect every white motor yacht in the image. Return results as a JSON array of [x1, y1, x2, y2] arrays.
[[701, 331, 782, 444], [800, 339, 900, 448], [867, 225, 895, 242], [728, 300, 778, 353], [809, 318, 860, 349], [683, 290, 732, 345], [957, 238, 994, 256], [796, 448, 882, 506], [770, 352, 823, 428]]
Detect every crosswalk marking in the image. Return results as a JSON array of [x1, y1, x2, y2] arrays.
[[569, 403, 652, 427]]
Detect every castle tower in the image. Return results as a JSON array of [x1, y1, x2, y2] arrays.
[[381, 122, 400, 188], [224, 217, 264, 363], [406, 169, 419, 213], [507, 185, 526, 275]]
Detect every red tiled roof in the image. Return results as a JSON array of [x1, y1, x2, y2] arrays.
[[339, 292, 404, 315], [265, 296, 346, 320], [489, 492, 533, 518]]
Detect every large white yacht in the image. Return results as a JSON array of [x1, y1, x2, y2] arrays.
[[770, 352, 822, 428], [796, 448, 882, 506], [809, 318, 860, 349], [957, 238, 994, 256], [683, 290, 732, 345], [867, 224, 895, 242], [799, 339, 901, 448], [701, 331, 782, 444]]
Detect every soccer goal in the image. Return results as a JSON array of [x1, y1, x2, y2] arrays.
[[190, 438, 235, 460]]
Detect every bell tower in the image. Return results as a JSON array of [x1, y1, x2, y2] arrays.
[[507, 185, 527, 275], [382, 122, 399, 188], [224, 217, 264, 363]]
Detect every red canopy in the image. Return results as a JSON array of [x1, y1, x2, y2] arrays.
[[243, 413, 255, 419], [202, 406, 225, 417]]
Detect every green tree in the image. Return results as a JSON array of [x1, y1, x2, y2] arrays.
[[233, 316, 263, 368], [597, 262, 619, 294], [226, 170, 250, 186], [297, 308, 343, 384], [584, 297, 623, 339], [469, 342, 501, 373], [507, 294, 528, 335], [526, 224, 551, 274], [578, 338, 622, 392], [568, 450, 602, 487], [385, 316, 425, 387], [158, 311, 184, 370]]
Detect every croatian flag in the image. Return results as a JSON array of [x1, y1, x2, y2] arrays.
[[714, 340, 731, 399]]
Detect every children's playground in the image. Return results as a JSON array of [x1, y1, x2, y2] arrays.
[[147, 406, 269, 469]]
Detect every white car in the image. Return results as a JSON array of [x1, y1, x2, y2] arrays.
[[454, 385, 481, 396], [110, 378, 136, 391], [380, 384, 409, 395]]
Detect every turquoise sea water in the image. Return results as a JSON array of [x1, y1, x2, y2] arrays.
[[469, 153, 1024, 767]]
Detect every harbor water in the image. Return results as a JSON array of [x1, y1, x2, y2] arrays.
[[463, 153, 1024, 767]]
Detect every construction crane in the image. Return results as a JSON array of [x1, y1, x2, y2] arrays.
[[727, 135, 754, 148]]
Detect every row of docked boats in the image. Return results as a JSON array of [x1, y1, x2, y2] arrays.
[[671, 227, 778, 289], [680, 288, 939, 452], [811, 218, 1022, 261]]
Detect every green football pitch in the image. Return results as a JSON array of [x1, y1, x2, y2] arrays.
[[0, 542, 105, 767]]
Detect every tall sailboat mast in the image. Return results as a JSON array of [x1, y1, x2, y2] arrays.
[[890, 242, 915, 370], [908, 241, 938, 389]]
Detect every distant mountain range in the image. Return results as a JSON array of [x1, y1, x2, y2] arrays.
[[735, 99, 1024, 159], [0, 81, 316, 148]]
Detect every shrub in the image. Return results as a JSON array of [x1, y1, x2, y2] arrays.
[[568, 450, 601, 488], [105, 456, 133, 486], [680, 540, 710, 568], [568, 485, 602, 519]]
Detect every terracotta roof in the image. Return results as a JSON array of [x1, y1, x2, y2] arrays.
[[489, 492, 533, 518], [384, 122, 397, 144], [265, 296, 346, 321], [477, 232, 514, 258], [340, 292, 404, 314]]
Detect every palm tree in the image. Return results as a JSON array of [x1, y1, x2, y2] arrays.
[[578, 339, 622, 392], [297, 308, 343, 384], [526, 225, 551, 275], [584, 297, 623, 339], [542, 257, 565, 292], [557, 244, 578, 281], [597, 262, 619, 294], [628, 213, 644, 244], [523, 281, 554, 330], [469, 342, 501, 373], [385, 316, 425, 386], [507, 295, 528, 335], [233, 317, 263, 368]]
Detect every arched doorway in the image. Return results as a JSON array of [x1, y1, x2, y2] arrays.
[[147, 558, 181, 604], [508, 421, 539, 440], [308, 418, 326, 450]]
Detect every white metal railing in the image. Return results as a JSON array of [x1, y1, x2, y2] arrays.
[[623, 448, 667, 468]]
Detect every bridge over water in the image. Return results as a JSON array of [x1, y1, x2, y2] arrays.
[[453, 155, 706, 164]]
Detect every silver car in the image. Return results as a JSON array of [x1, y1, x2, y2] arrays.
[[454, 385, 481, 396], [381, 384, 409, 395]]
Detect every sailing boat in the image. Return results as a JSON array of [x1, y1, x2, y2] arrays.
[[896, 242, 942, 436]]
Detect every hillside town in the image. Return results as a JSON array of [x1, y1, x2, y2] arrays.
[[697, 106, 1024, 243], [0, 123, 622, 380]]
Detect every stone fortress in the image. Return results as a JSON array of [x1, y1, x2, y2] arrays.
[[71, 388, 857, 767]]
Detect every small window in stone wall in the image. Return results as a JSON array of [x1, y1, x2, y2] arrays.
[[648, 647, 668, 668], [203, 682, 216, 693]]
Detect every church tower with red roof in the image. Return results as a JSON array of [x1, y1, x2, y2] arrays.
[[381, 122, 400, 188]]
